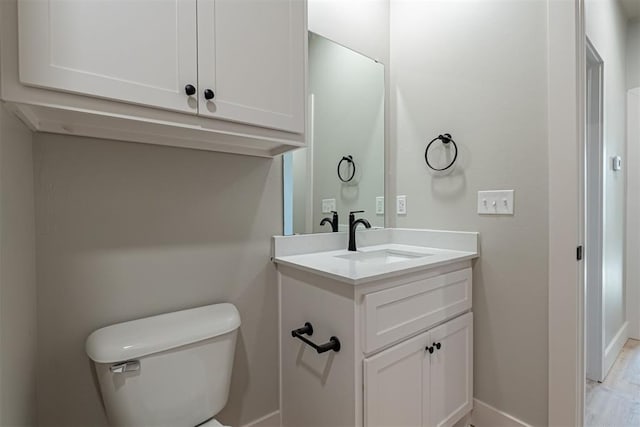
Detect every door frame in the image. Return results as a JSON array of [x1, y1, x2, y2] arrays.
[[627, 88, 640, 340], [547, 0, 586, 425], [584, 38, 605, 382]]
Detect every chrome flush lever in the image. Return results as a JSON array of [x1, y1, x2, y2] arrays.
[[110, 360, 140, 374]]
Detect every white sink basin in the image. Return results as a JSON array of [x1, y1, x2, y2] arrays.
[[335, 249, 433, 264]]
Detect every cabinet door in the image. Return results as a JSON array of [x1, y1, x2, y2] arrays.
[[429, 313, 473, 427], [197, 0, 305, 133], [364, 331, 430, 427], [18, 0, 198, 113]]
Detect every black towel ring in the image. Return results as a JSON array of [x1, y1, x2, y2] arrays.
[[425, 133, 458, 171], [337, 155, 356, 182]]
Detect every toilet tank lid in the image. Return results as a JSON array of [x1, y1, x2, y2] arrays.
[[85, 303, 241, 363]]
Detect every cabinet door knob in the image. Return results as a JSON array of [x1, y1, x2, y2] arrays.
[[434, 342, 442, 350], [426, 346, 434, 354], [204, 89, 215, 100], [185, 84, 196, 96]]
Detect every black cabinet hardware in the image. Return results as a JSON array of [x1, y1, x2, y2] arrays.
[[185, 84, 196, 96], [434, 342, 442, 350], [204, 89, 215, 100], [426, 346, 435, 354], [291, 322, 341, 354]]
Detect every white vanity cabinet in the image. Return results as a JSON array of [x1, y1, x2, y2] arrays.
[[364, 312, 473, 427], [278, 260, 474, 427], [1, 0, 306, 156]]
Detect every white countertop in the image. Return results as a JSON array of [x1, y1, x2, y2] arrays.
[[273, 229, 479, 285]]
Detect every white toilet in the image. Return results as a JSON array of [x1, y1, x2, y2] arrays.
[[86, 303, 241, 427]]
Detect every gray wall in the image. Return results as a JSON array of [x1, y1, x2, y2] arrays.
[[586, 0, 628, 349], [33, 3, 390, 425], [390, 1, 549, 425], [33, 134, 282, 427], [628, 19, 640, 90], [0, 105, 37, 426]]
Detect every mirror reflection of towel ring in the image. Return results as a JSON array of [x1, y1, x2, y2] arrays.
[[425, 133, 458, 171], [337, 155, 356, 182]]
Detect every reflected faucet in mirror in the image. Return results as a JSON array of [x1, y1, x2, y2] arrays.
[[320, 211, 339, 232]]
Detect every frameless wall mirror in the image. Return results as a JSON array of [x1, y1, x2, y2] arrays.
[[283, 32, 385, 235]]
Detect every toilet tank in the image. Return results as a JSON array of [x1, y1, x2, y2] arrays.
[[86, 303, 241, 427]]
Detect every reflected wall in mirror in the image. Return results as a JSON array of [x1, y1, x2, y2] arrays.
[[283, 32, 385, 235]]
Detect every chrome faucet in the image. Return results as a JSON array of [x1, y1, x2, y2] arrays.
[[348, 210, 371, 251], [320, 211, 339, 232]]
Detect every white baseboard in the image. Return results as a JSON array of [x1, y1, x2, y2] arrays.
[[242, 402, 530, 427], [604, 321, 629, 378], [470, 399, 532, 427], [453, 412, 472, 427], [240, 411, 280, 427]]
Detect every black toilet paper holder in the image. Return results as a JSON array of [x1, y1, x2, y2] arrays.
[[291, 322, 341, 354]]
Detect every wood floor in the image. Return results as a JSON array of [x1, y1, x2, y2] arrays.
[[586, 339, 640, 426]]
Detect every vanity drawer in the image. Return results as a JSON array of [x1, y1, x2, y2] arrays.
[[362, 268, 472, 353]]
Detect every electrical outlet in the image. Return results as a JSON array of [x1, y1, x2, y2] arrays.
[[397, 195, 407, 215], [376, 196, 384, 215], [322, 198, 336, 213]]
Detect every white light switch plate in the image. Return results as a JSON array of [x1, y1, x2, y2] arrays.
[[397, 195, 407, 215], [477, 190, 514, 215], [376, 196, 384, 215], [322, 198, 336, 213]]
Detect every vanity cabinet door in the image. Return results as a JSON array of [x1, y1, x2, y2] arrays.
[[196, 0, 305, 133], [18, 0, 198, 113], [428, 312, 473, 427], [364, 331, 431, 427], [363, 313, 473, 427]]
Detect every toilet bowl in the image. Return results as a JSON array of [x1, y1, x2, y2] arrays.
[[86, 303, 241, 427]]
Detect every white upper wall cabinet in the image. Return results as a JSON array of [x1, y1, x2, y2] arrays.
[[197, 0, 305, 133], [3, 0, 306, 157], [18, 0, 198, 114]]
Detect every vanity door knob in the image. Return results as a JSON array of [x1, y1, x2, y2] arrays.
[[204, 89, 215, 100], [433, 342, 442, 350], [185, 84, 196, 96], [426, 346, 434, 354]]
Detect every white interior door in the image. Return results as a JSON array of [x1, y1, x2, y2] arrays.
[[429, 313, 473, 427], [18, 0, 198, 113], [364, 331, 430, 427], [585, 38, 605, 382], [196, 0, 305, 133]]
